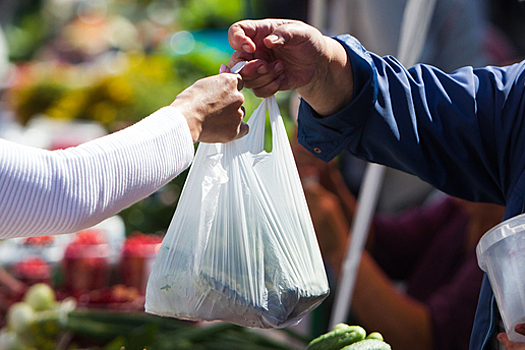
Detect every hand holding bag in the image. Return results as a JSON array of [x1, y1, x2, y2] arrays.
[[145, 96, 329, 328]]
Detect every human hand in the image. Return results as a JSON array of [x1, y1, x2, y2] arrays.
[[302, 180, 349, 274], [0, 269, 27, 323], [171, 73, 248, 143], [228, 19, 353, 115], [0, 268, 26, 296], [497, 331, 525, 349], [498, 324, 525, 350], [229, 19, 328, 97]]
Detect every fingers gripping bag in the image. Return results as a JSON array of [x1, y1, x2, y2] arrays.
[[145, 96, 329, 328]]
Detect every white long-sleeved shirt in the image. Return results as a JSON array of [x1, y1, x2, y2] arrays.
[[0, 106, 194, 239]]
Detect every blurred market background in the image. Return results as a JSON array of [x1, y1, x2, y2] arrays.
[[0, 0, 300, 237], [0, 0, 524, 349], [0, 0, 308, 349]]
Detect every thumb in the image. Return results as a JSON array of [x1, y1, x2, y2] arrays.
[[497, 332, 512, 348], [234, 121, 249, 139], [219, 64, 231, 73]]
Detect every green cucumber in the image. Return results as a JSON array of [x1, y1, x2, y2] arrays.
[[333, 323, 353, 332], [365, 332, 384, 341], [306, 325, 366, 350], [341, 339, 391, 350]]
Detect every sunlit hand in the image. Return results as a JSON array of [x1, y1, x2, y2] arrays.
[[171, 74, 249, 143], [228, 19, 353, 116], [228, 19, 329, 97]]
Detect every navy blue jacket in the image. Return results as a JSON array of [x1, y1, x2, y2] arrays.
[[297, 34, 525, 350]]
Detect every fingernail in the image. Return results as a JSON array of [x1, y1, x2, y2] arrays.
[[242, 43, 252, 53], [257, 65, 268, 74], [219, 64, 228, 73], [274, 61, 284, 73], [516, 324, 525, 334], [236, 122, 249, 139]]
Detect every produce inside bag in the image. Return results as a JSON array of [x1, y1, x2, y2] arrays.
[[145, 96, 329, 328]]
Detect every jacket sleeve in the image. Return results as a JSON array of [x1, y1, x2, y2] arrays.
[[297, 34, 525, 204], [0, 106, 194, 238]]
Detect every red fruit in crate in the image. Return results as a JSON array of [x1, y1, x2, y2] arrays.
[[121, 232, 163, 292], [12, 257, 52, 286], [63, 229, 110, 293], [23, 235, 54, 246], [74, 229, 106, 245], [122, 232, 162, 256]]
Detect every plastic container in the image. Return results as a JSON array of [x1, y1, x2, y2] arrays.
[[477, 213, 525, 342]]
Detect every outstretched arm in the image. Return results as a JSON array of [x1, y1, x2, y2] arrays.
[[0, 73, 247, 238]]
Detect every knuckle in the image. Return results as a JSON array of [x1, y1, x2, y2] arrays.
[[223, 73, 236, 85], [236, 91, 245, 103]]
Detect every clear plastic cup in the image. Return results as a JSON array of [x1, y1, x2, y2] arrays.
[[477, 213, 525, 342]]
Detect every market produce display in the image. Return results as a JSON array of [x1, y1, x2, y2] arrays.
[[62, 230, 111, 293], [12, 256, 52, 286], [306, 324, 391, 350], [120, 232, 163, 292], [0, 283, 74, 350], [0, 283, 304, 350]]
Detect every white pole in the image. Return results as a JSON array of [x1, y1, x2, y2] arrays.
[[328, 0, 437, 329], [329, 162, 385, 328], [308, 0, 327, 29]]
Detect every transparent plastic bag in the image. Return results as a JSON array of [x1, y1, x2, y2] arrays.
[[145, 96, 329, 328]]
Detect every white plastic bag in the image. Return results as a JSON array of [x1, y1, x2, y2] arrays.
[[145, 96, 329, 328]]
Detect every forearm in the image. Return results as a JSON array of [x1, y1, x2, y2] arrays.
[[296, 37, 353, 116], [297, 37, 525, 204], [352, 252, 434, 350], [322, 162, 357, 227], [0, 107, 193, 238]]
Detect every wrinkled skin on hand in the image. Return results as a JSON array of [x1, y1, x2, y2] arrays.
[[228, 19, 330, 98], [228, 18, 353, 117], [171, 73, 248, 143]]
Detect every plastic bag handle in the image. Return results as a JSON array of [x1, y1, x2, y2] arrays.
[[242, 95, 287, 155], [225, 62, 286, 155], [243, 98, 268, 154], [267, 95, 287, 152]]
